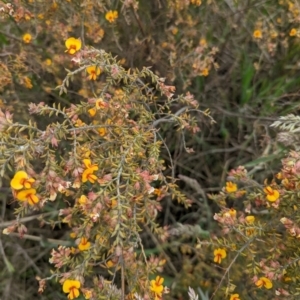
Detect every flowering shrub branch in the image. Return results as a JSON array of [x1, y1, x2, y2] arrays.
[[2, 0, 300, 299], [204, 151, 300, 299], [1, 42, 208, 299]]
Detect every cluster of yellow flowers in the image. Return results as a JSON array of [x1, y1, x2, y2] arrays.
[[88, 98, 107, 117], [210, 178, 280, 299], [253, 27, 299, 40], [213, 177, 279, 299], [65, 39, 101, 80], [10, 171, 39, 205], [214, 245, 272, 300], [62, 276, 166, 299], [225, 181, 280, 202]]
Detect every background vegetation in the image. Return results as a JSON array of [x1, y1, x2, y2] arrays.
[[1, 0, 300, 299]]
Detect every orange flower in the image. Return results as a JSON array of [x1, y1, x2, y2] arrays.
[[88, 107, 97, 117], [225, 181, 237, 193], [81, 159, 98, 183], [171, 27, 178, 35], [88, 99, 107, 117], [65, 37, 81, 54], [229, 208, 236, 218], [255, 276, 272, 289], [200, 68, 209, 77], [106, 260, 115, 268], [150, 276, 164, 297], [10, 171, 35, 190], [199, 38, 207, 47], [105, 10, 118, 23], [44, 58, 52, 66], [110, 199, 117, 208], [263, 186, 279, 202], [82, 168, 98, 183], [23, 33, 32, 43], [191, 0, 202, 6], [253, 29, 262, 39], [230, 294, 240, 300], [83, 159, 98, 171], [97, 127, 107, 136], [154, 188, 162, 197], [86, 65, 101, 80], [78, 237, 91, 251], [62, 279, 81, 299], [78, 195, 88, 205], [246, 227, 255, 236], [16, 189, 39, 205], [24, 13, 31, 21], [245, 215, 255, 224], [213, 248, 226, 264], [95, 98, 107, 109], [75, 119, 86, 127], [23, 76, 33, 89], [290, 28, 297, 36]]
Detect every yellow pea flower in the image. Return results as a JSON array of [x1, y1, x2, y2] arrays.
[[10, 171, 35, 190], [65, 37, 81, 54], [16, 189, 39, 205], [225, 181, 237, 193], [200, 68, 209, 77], [78, 237, 91, 251], [213, 248, 226, 264], [150, 276, 164, 297], [23, 33, 32, 43], [263, 186, 279, 202], [82, 168, 98, 183], [105, 10, 118, 23], [86, 65, 101, 80], [62, 279, 81, 299], [97, 127, 106, 136], [230, 294, 240, 300], [253, 29, 262, 39], [106, 260, 115, 268], [229, 208, 236, 218], [88, 107, 97, 117], [23, 77, 33, 89], [82, 159, 98, 171], [290, 28, 297, 36], [78, 195, 88, 205], [255, 276, 272, 289], [245, 215, 255, 224]]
